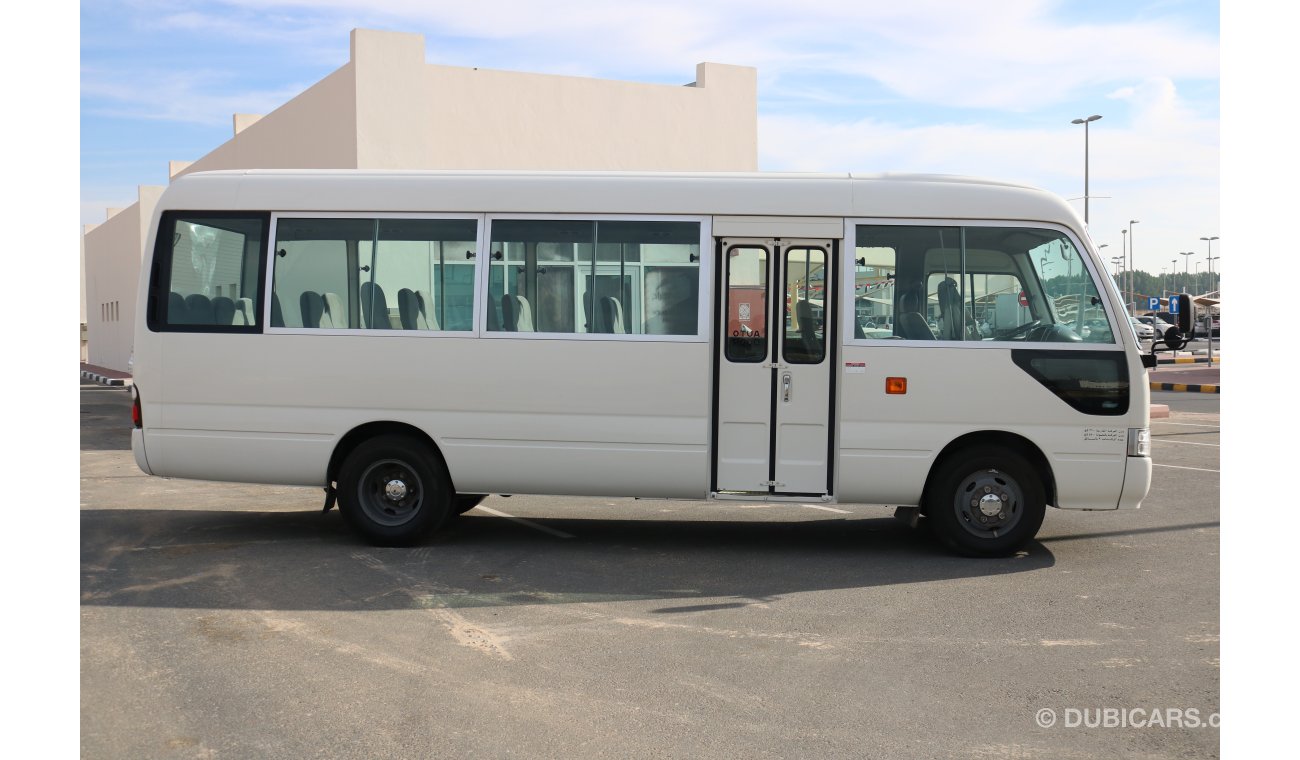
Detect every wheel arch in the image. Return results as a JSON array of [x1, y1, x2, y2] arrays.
[[328, 421, 454, 492], [921, 430, 1056, 513]]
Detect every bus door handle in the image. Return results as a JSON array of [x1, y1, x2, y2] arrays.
[[782, 372, 792, 402]]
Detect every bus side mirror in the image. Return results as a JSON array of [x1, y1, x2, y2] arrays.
[[1173, 294, 1193, 333]]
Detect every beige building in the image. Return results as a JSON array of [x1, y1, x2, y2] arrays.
[[83, 28, 757, 372]]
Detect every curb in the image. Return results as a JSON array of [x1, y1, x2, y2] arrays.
[[1150, 381, 1219, 394], [1156, 356, 1220, 365], [81, 370, 132, 387]]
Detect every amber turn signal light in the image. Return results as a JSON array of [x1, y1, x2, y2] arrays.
[[886, 377, 907, 394]]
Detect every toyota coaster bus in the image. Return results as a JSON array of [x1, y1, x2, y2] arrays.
[[130, 170, 1153, 556]]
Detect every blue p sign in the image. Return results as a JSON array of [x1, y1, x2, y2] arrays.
[[1148, 297, 1160, 311]]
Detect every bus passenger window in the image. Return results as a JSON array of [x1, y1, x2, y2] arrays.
[[854, 225, 963, 341], [374, 218, 478, 331], [488, 219, 701, 336], [155, 214, 266, 331], [271, 217, 478, 331]]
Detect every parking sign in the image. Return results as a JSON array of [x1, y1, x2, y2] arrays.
[[1148, 297, 1160, 311]]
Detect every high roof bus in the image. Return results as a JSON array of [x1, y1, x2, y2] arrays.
[[131, 170, 1153, 556]]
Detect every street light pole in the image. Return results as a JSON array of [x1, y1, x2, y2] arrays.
[[1200, 235, 1219, 279], [1128, 220, 1140, 314], [1180, 251, 1196, 293], [1071, 115, 1102, 223], [1120, 230, 1128, 313]]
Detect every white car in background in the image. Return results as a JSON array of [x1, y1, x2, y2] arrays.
[[1137, 314, 1177, 339], [1129, 317, 1155, 340]]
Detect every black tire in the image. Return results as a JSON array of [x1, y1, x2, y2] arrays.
[[336, 434, 453, 546], [453, 494, 488, 514], [924, 445, 1047, 557]]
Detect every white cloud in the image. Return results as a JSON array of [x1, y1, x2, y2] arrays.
[[89, 1, 1220, 126], [81, 67, 310, 126], [205, 0, 1217, 107], [759, 74, 1218, 272], [83, 0, 1218, 272]]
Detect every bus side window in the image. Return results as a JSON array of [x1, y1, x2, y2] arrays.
[[854, 225, 962, 341], [854, 224, 1116, 345], [271, 217, 478, 331], [374, 218, 477, 331], [849, 242, 898, 340], [488, 219, 701, 336], [154, 214, 267, 331]]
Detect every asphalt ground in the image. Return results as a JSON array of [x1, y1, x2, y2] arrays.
[[80, 382, 1219, 759]]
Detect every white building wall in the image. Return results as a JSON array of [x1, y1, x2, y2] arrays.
[[82, 27, 757, 372], [178, 65, 359, 175], [83, 185, 163, 371], [351, 29, 757, 171], [80, 230, 89, 362]]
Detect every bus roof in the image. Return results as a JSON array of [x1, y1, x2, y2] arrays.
[[158, 169, 1082, 228]]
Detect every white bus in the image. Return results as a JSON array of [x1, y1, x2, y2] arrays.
[[130, 170, 1153, 556]]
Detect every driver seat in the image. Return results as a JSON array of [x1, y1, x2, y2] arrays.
[[895, 290, 935, 340]]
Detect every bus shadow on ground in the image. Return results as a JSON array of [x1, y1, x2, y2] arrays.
[[81, 507, 1056, 612]]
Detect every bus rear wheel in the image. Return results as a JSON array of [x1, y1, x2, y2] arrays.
[[337, 434, 453, 546], [925, 446, 1046, 557]]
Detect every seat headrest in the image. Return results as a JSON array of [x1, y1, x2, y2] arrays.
[[937, 278, 961, 309]]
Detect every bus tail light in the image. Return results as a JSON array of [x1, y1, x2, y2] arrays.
[[1127, 427, 1150, 457], [131, 387, 142, 429]]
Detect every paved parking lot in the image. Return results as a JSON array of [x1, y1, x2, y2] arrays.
[[81, 383, 1219, 759]]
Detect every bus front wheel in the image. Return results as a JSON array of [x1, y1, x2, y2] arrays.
[[337, 434, 453, 546], [925, 446, 1046, 557]]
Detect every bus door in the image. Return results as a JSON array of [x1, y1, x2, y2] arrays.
[[713, 239, 837, 497]]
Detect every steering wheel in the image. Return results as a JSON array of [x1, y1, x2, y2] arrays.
[[1001, 320, 1041, 340]]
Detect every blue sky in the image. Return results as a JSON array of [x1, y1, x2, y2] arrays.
[[80, 0, 1221, 276]]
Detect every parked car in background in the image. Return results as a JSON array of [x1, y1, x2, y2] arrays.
[[1130, 316, 1155, 340], [1137, 314, 1176, 338]]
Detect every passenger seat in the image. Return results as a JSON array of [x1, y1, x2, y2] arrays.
[[502, 294, 535, 332]]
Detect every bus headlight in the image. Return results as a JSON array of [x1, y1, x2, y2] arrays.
[[1128, 427, 1151, 457]]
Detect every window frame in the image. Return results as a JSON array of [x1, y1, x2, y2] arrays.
[[263, 212, 486, 337], [147, 210, 271, 334], [841, 218, 1123, 350], [480, 213, 712, 343]]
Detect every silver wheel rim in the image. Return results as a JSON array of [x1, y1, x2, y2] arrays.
[[357, 458, 423, 527], [952, 467, 1023, 539]]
